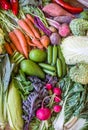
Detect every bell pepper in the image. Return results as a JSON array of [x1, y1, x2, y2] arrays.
[[10, 0, 19, 15], [0, 0, 11, 10], [52, 0, 83, 14]]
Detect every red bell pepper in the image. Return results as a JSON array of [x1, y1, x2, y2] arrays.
[[0, 0, 11, 10], [10, 0, 19, 15], [52, 0, 83, 14]]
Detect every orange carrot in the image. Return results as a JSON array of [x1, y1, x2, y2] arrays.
[[14, 29, 28, 58], [40, 35, 50, 48], [18, 19, 35, 38], [25, 18, 41, 39], [32, 38, 43, 49], [10, 42, 17, 51], [26, 14, 34, 24], [25, 35, 37, 47], [9, 31, 23, 54], [4, 42, 13, 55]]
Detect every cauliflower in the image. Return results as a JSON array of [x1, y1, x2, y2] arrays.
[[69, 63, 88, 85]]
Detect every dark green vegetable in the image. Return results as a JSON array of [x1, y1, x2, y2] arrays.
[[52, 45, 57, 66], [39, 63, 56, 71], [43, 69, 56, 76], [58, 45, 67, 76], [47, 45, 53, 64], [59, 75, 88, 125], [56, 58, 62, 78]]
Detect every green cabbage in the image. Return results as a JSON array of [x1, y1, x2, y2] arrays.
[[61, 36, 88, 65]]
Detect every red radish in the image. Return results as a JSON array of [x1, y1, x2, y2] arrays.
[[54, 96, 61, 103], [46, 84, 52, 90], [53, 87, 62, 96], [36, 107, 51, 120], [53, 105, 62, 113]]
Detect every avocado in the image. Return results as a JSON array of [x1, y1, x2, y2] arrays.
[[29, 49, 46, 62], [20, 60, 45, 79]]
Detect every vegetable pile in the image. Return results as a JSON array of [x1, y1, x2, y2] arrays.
[[0, 0, 88, 130]]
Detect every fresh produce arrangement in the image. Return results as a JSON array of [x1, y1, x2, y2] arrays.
[[0, 0, 88, 130]]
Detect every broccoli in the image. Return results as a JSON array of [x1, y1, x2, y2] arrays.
[[69, 63, 88, 85]]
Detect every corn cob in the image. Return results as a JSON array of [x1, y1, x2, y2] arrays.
[[70, 18, 88, 36]]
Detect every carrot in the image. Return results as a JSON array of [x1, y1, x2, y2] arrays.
[[25, 35, 37, 47], [32, 38, 43, 49], [25, 18, 41, 39], [40, 35, 50, 48], [10, 42, 17, 51], [26, 14, 34, 24], [9, 31, 23, 54], [18, 19, 35, 38], [14, 29, 28, 58], [4, 42, 13, 55]]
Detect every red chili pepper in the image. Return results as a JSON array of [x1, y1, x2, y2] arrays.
[[10, 0, 19, 15], [0, 0, 11, 10], [52, 0, 83, 14]]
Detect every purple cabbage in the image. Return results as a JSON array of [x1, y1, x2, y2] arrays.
[[34, 16, 52, 36]]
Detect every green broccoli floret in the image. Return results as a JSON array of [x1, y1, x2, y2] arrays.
[[70, 18, 88, 36], [69, 63, 88, 85]]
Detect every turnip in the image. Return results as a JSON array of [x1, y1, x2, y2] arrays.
[[36, 107, 51, 120]]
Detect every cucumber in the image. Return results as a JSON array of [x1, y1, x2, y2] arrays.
[[52, 45, 57, 66], [47, 45, 53, 64]]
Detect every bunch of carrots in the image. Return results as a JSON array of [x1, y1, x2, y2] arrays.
[[4, 13, 50, 58]]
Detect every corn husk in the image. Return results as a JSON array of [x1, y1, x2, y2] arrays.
[[7, 79, 24, 130]]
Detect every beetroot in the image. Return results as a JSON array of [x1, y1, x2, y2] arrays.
[[36, 107, 51, 120]]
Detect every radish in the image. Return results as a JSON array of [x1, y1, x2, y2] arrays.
[[46, 84, 52, 90], [53, 105, 62, 113], [54, 96, 61, 103], [36, 107, 51, 120], [53, 87, 62, 96]]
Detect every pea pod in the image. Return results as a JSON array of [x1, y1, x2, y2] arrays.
[[47, 45, 53, 64], [39, 63, 56, 71], [52, 45, 57, 66], [58, 46, 67, 76], [43, 69, 56, 76], [56, 58, 62, 78]]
